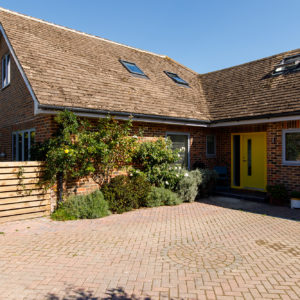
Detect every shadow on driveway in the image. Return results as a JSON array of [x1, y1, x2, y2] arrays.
[[46, 287, 151, 300], [201, 196, 300, 221]]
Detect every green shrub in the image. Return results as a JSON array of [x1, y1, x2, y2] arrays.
[[51, 190, 110, 221], [177, 170, 202, 202], [266, 184, 289, 205], [145, 187, 182, 207], [177, 169, 217, 202], [291, 191, 300, 198], [102, 175, 151, 213], [197, 169, 218, 197], [132, 138, 182, 190]]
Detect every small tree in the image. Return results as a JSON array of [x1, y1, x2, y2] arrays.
[[31, 111, 137, 197], [89, 117, 137, 186]]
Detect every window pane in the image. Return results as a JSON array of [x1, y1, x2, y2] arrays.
[[286, 132, 300, 161], [29, 131, 35, 160], [18, 132, 23, 161], [167, 134, 188, 168], [207, 135, 216, 155], [24, 131, 29, 161], [12, 134, 17, 161], [247, 139, 252, 176]]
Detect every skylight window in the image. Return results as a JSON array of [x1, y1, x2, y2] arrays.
[[272, 54, 300, 76], [164, 71, 189, 86], [120, 60, 147, 77]]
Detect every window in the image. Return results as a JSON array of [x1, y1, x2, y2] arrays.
[[166, 132, 190, 169], [282, 129, 300, 165], [12, 129, 35, 161], [164, 71, 189, 86], [2, 53, 10, 88], [119, 60, 147, 77], [206, 135, 216, 157], [272, 54, 300, 76]]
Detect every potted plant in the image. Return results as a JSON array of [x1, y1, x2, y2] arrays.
[[290, 191, 300, 209], [266, 184, 289, 206]]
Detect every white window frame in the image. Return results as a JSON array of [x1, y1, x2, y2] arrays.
[[12, 129, 35, 161], [2, 53, 10, 88], [282, 129, 300, 166], [206, 135, 216, 158], [166, 132, 190, 170]]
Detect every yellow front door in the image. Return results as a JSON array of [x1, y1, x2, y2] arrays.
[[231, 132, 266, 191]]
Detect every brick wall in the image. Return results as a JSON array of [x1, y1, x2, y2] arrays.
[[214, 121, 300, 192], [0, 31, 57, 161]]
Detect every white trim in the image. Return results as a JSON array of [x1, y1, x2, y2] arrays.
[[0, 24, 39, 114], [36, 108, 209, 127], [282, 129, 300, 166], [210, 115, 300, 127], [0, 7, 165, 59], [206, 134, 216, 158], [166, 131, 191, 170]]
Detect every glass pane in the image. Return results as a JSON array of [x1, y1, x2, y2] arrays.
[[12, 134, 17, 161], [24, 131, 29, 161], [286, 132, 300, 161], [18, 132, 23, 161], [233, 135, 240, 186], [167, 134, 188, 168], [29, 131, 35, 160], [123, 62, 145, 75], [207, 135, 215, 155], [247, 139, 252, 176]]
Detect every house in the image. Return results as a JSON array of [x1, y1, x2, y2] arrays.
[[0, 7, 299, 194]]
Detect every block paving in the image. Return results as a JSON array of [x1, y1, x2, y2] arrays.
[[0, 197, 299, 299]]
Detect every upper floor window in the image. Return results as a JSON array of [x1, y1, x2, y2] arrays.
[[2, 53, 10, 88], [164, 71, 189, 86], [120, 60, 147, 78], [272, 54, 300, 76], [12, 129, 35, 161], [282, 129, 300, 165], [206, 135, 216, 157]]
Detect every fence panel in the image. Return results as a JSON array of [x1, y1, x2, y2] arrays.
[[0, 161, 50, 223]]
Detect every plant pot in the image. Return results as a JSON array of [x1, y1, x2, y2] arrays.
[[291, 197, 300, 209]]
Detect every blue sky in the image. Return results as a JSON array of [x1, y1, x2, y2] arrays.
[[0, 0, 299, 73]]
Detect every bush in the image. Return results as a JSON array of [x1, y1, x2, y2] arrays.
[[51, 190, 110, 221], [177, 169, 217, 202], [102, 175, 151, 213], [132, 138, 182, 190], [197, 169, 218, 197], [266, 184, 289, 205], [144, 187, 182, 207], [291, 191, 300, 198], [177, 170, 202, 202]]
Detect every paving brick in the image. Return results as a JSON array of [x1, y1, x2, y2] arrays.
[[0, 199, 299, 299]]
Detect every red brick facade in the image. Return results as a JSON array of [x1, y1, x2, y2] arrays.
[[214, 120, 300, 191], [0, 31, 299, 195]]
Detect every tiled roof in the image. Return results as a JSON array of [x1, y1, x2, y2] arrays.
[[0, 7, 299, 123], [201, 49, 300, 121], [0, 8, 210, 121]]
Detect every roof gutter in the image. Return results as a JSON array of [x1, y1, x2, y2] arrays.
[[36, 104, 210, 127], [210, 110, 300, 127], [37, 104, 300, 128]]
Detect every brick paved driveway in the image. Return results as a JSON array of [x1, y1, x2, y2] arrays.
[[0, 197, 299, 300]]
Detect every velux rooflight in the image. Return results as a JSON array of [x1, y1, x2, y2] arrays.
[[273, 54, 300, 76], [120, 60, 147, 77], [164, 71, 189, 86]]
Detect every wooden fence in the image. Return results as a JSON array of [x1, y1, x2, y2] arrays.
[[0, 161, 51, 223]]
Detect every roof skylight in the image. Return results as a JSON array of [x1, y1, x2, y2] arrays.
[[120, 60, 147, 77], [272, 54, 300, 76], [164, 71, 189, 86]]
